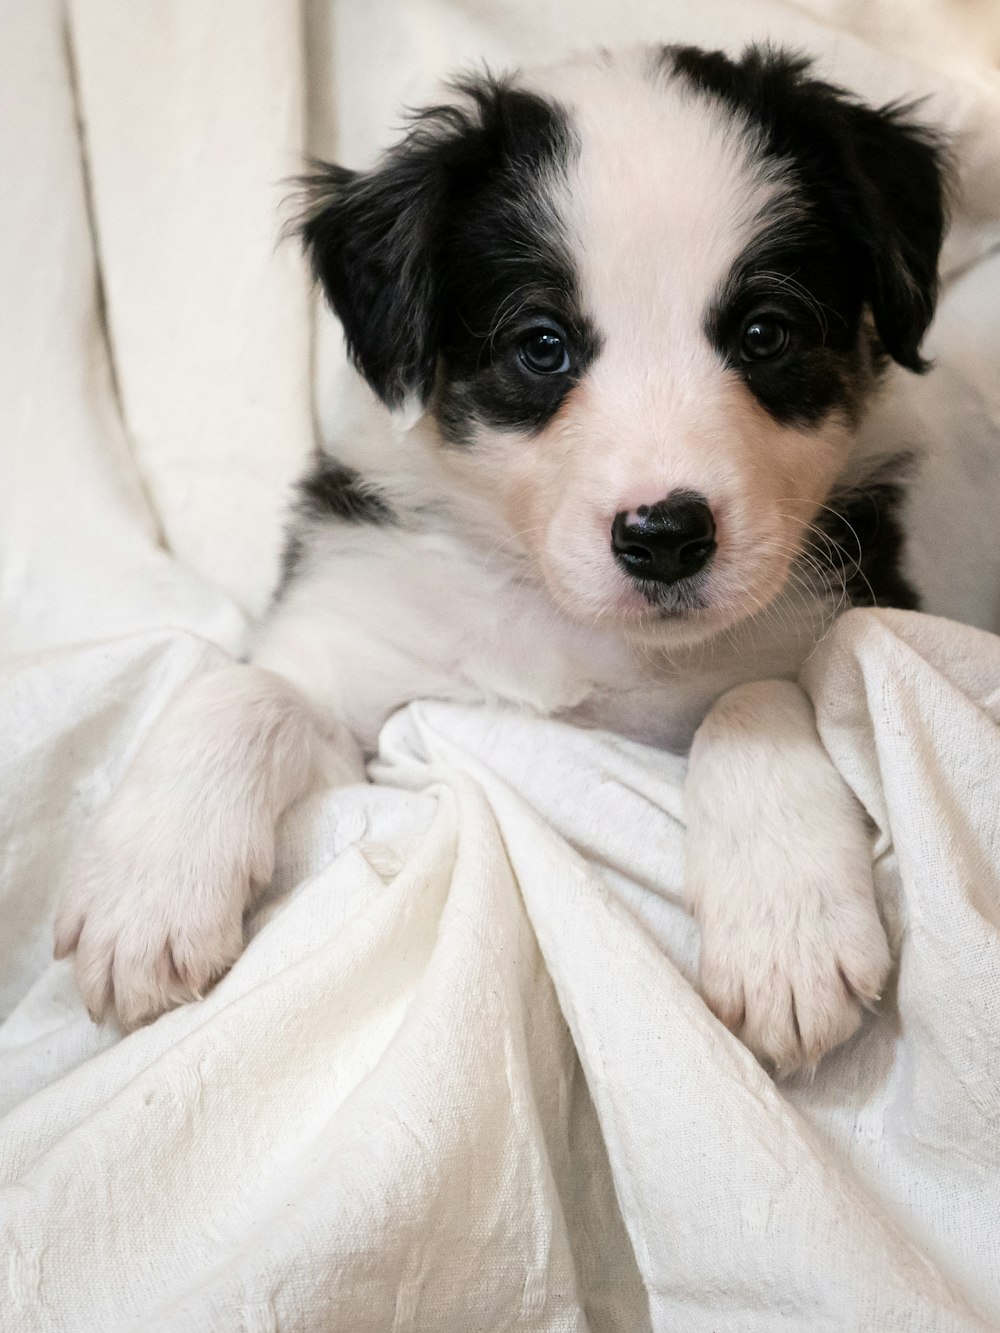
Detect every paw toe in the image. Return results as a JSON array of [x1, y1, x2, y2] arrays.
[[53, 911, 84, 961], [839, 952, 890, 1010], [742, 985, 802, 1074], [700, 959, 746, 1032], [791, 979, 863, 1071], [73, 932, 115, 1025], [112, 946, 182, 1031]]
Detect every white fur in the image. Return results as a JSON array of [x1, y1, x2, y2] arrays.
[[685, 681, 890, 1074], [54, 667, 356, 1029]]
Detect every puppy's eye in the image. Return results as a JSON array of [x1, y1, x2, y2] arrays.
[[518, 328, 570, 375], [740, 318, 789, 362]]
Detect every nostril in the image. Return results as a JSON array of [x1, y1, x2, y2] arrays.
[[610, 512, 656, 570], [677, 529, 715, 568], [611, 493, 716, 586]]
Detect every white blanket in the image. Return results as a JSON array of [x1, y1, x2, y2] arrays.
[[2, 3, 1000, 1330]]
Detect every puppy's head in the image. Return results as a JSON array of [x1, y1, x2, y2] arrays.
[[299, 45, 947, 644]]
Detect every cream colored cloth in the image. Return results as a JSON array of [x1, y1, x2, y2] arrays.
[[3, 613, 1000, 1330], [2, 2, 1000, 1330]]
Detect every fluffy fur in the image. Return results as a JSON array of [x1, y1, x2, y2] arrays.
[[56, 43, 950, 1073]]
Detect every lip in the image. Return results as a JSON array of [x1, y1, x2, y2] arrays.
[[631, 575, 708, 613], [611, 582, 699, 620]]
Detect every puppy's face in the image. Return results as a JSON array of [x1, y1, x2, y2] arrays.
[[302, 46, 945, 645]]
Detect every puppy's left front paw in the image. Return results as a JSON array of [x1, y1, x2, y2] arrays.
[[692, 852, 891, 1075]]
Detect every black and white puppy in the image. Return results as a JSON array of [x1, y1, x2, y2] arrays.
[[55, 44, 949, 1073]]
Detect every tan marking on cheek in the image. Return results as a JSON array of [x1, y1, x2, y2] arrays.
[[503, 464, 543, 540], [769, 421, 853, 518], [517, 414, 583, 511], [483, 425, 571, 554]]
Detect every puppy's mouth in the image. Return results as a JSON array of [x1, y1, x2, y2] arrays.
[[626, 574, 710, 618]]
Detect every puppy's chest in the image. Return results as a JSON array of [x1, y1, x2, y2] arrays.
[[448, 590, 764, 752], [276, 524, 818, 753]]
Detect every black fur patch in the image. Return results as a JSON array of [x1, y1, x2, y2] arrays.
[[298, 75, 597, 440], [669, 44, 947, 382], [278, 456, 395, 589], [803, 460, 919, 609], [708, 223, 872, 426], [297, 458, 395, 526], [431, 87, 599, 441]]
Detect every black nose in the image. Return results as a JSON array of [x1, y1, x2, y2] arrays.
[[611, 494, 716, 585]]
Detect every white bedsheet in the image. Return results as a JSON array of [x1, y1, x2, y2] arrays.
[[2, 2, 1000, 1330]]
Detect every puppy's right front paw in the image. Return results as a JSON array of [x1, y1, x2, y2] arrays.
[[54, 798, 273, 1030], [55, 866, 243, 1031], [53, 662, 323, 1028]]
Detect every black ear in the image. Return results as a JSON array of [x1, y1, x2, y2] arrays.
[[672, 45, 950, 371], [824, 92, 948, 370], [298, 75, 554, 409], [296, 117, 461, 408]]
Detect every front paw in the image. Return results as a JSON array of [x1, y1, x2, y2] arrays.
[[693, 862, 891, 1075], [54, 798, 271, 1030]]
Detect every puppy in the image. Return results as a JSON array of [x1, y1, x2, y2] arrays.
[[55, 43, 948, 1073]]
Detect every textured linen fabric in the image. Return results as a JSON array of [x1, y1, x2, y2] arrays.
[[1, 2, 999, 1330]]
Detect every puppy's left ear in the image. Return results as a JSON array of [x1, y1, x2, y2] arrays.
[[673, 46, 950, 372], [829, 96, 949, 371]]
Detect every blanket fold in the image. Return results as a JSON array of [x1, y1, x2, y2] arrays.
[[3, 612, 1000, 1330]]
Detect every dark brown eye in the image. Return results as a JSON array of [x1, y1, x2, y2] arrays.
[[740, 318, 789, 361], [519, 328, 570, 375]]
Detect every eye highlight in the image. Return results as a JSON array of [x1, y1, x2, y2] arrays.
[[740, 317, 790, 362], [518, 327, 571, 375]]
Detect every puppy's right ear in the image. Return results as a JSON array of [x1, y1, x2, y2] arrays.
[[297, 160, 438, 408], [298, 93, 490, 410], [299, 75, 568, 409]]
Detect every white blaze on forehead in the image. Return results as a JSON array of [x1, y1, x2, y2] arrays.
[[521, 51, 794, 376]]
